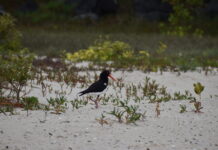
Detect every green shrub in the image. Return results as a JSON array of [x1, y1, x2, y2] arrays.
[[22, 96, 39, 116], [193, 82, 204, 97], [0, 14, 21, 52], [22, 96, 39, 110], [66, 40, 134, 62], [160, 0, 204, 37], [0, 50, 34, 102], [0, 14, 34, 102]]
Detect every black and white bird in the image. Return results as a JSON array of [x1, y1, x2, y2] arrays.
[[78, 70, 116, 108]]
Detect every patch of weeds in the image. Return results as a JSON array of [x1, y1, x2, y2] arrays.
[[70, 99, 88, 110], [173, 91, 195, 101], [193, 101, 203, 113], [108, 99, 145, 124], [179, 104, 187, 113], [0, 104, 15, 115], [146, 80, 159, 97], [191, 82, 204, 113], [96, 113, 109, 126], [101, 95, 111, 105], [47, 96, 68, 114], [21, 96, 39, 116], [111, 98, 121, 106], [108, 107, 125, 123], [141, 76, 196, 103], [133, 97, 141, 103], [142, 77, 171, 102], [124, 105, 144, 124], [193, 82, 204, 100], [125, 83, 140, 101]]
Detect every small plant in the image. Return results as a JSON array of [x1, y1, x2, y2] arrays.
[[117, 100, 144, 124], [192, 82, 204, 113], [193, 82, 204, 100], [70, 99, 88, 110], [179, 104, 187, 113], [21, 96, 39, 116], [47, 96, 68, 114], [96, 113, 109, 126], [193, 101, 203, 113], [155, 102, 160, 117], [124, 105, 143, 124], [108, 107, 125, 123], [126, 112, 142, 124], [111, 98, 121, 106], [101, 95, 110, 105]]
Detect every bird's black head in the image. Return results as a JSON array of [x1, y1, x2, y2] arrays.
[[100, 70, 110, 80], [99, 70, 116, 81]]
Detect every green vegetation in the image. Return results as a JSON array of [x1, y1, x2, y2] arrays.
[[66, 40, 133, 62], [179, 104, 187, 113], [161, 0, 204, 37], [108, 107, 125, 123], [192, 82, 204, 113], [193, 82, 204, 99], [0, 14, 21, 52], [0, 14, 34, 103], [66, 39, 218, 71], [71, 99, 88, 110], [21, 96, 39, 116], [47, 96, 68, 114], [106, 100, 145, 124]]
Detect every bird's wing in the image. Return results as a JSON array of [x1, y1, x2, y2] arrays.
[[79, 80, 107, 96]]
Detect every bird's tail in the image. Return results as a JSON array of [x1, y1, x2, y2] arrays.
[[78, 90, 86, 96]]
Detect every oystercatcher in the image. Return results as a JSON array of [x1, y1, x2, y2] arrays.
[[79, 70, 116, 108]]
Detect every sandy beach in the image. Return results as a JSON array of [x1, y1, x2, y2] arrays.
[[0, 70, 218, 150]]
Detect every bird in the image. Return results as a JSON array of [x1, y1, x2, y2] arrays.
[[78, 70, 116, 108]]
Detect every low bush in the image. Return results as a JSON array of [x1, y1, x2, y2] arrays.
[[66, 40, 134, 62], [21, 96, 39, 116], [0, 14, 34, 102]]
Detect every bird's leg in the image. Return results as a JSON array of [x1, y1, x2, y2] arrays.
[[94, 95, 100, 109], [89, 95, 100, 109]]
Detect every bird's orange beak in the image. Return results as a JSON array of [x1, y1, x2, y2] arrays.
[[108, 74, 116, 81]]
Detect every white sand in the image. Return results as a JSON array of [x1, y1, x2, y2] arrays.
[[0, 71, 218, 150]]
